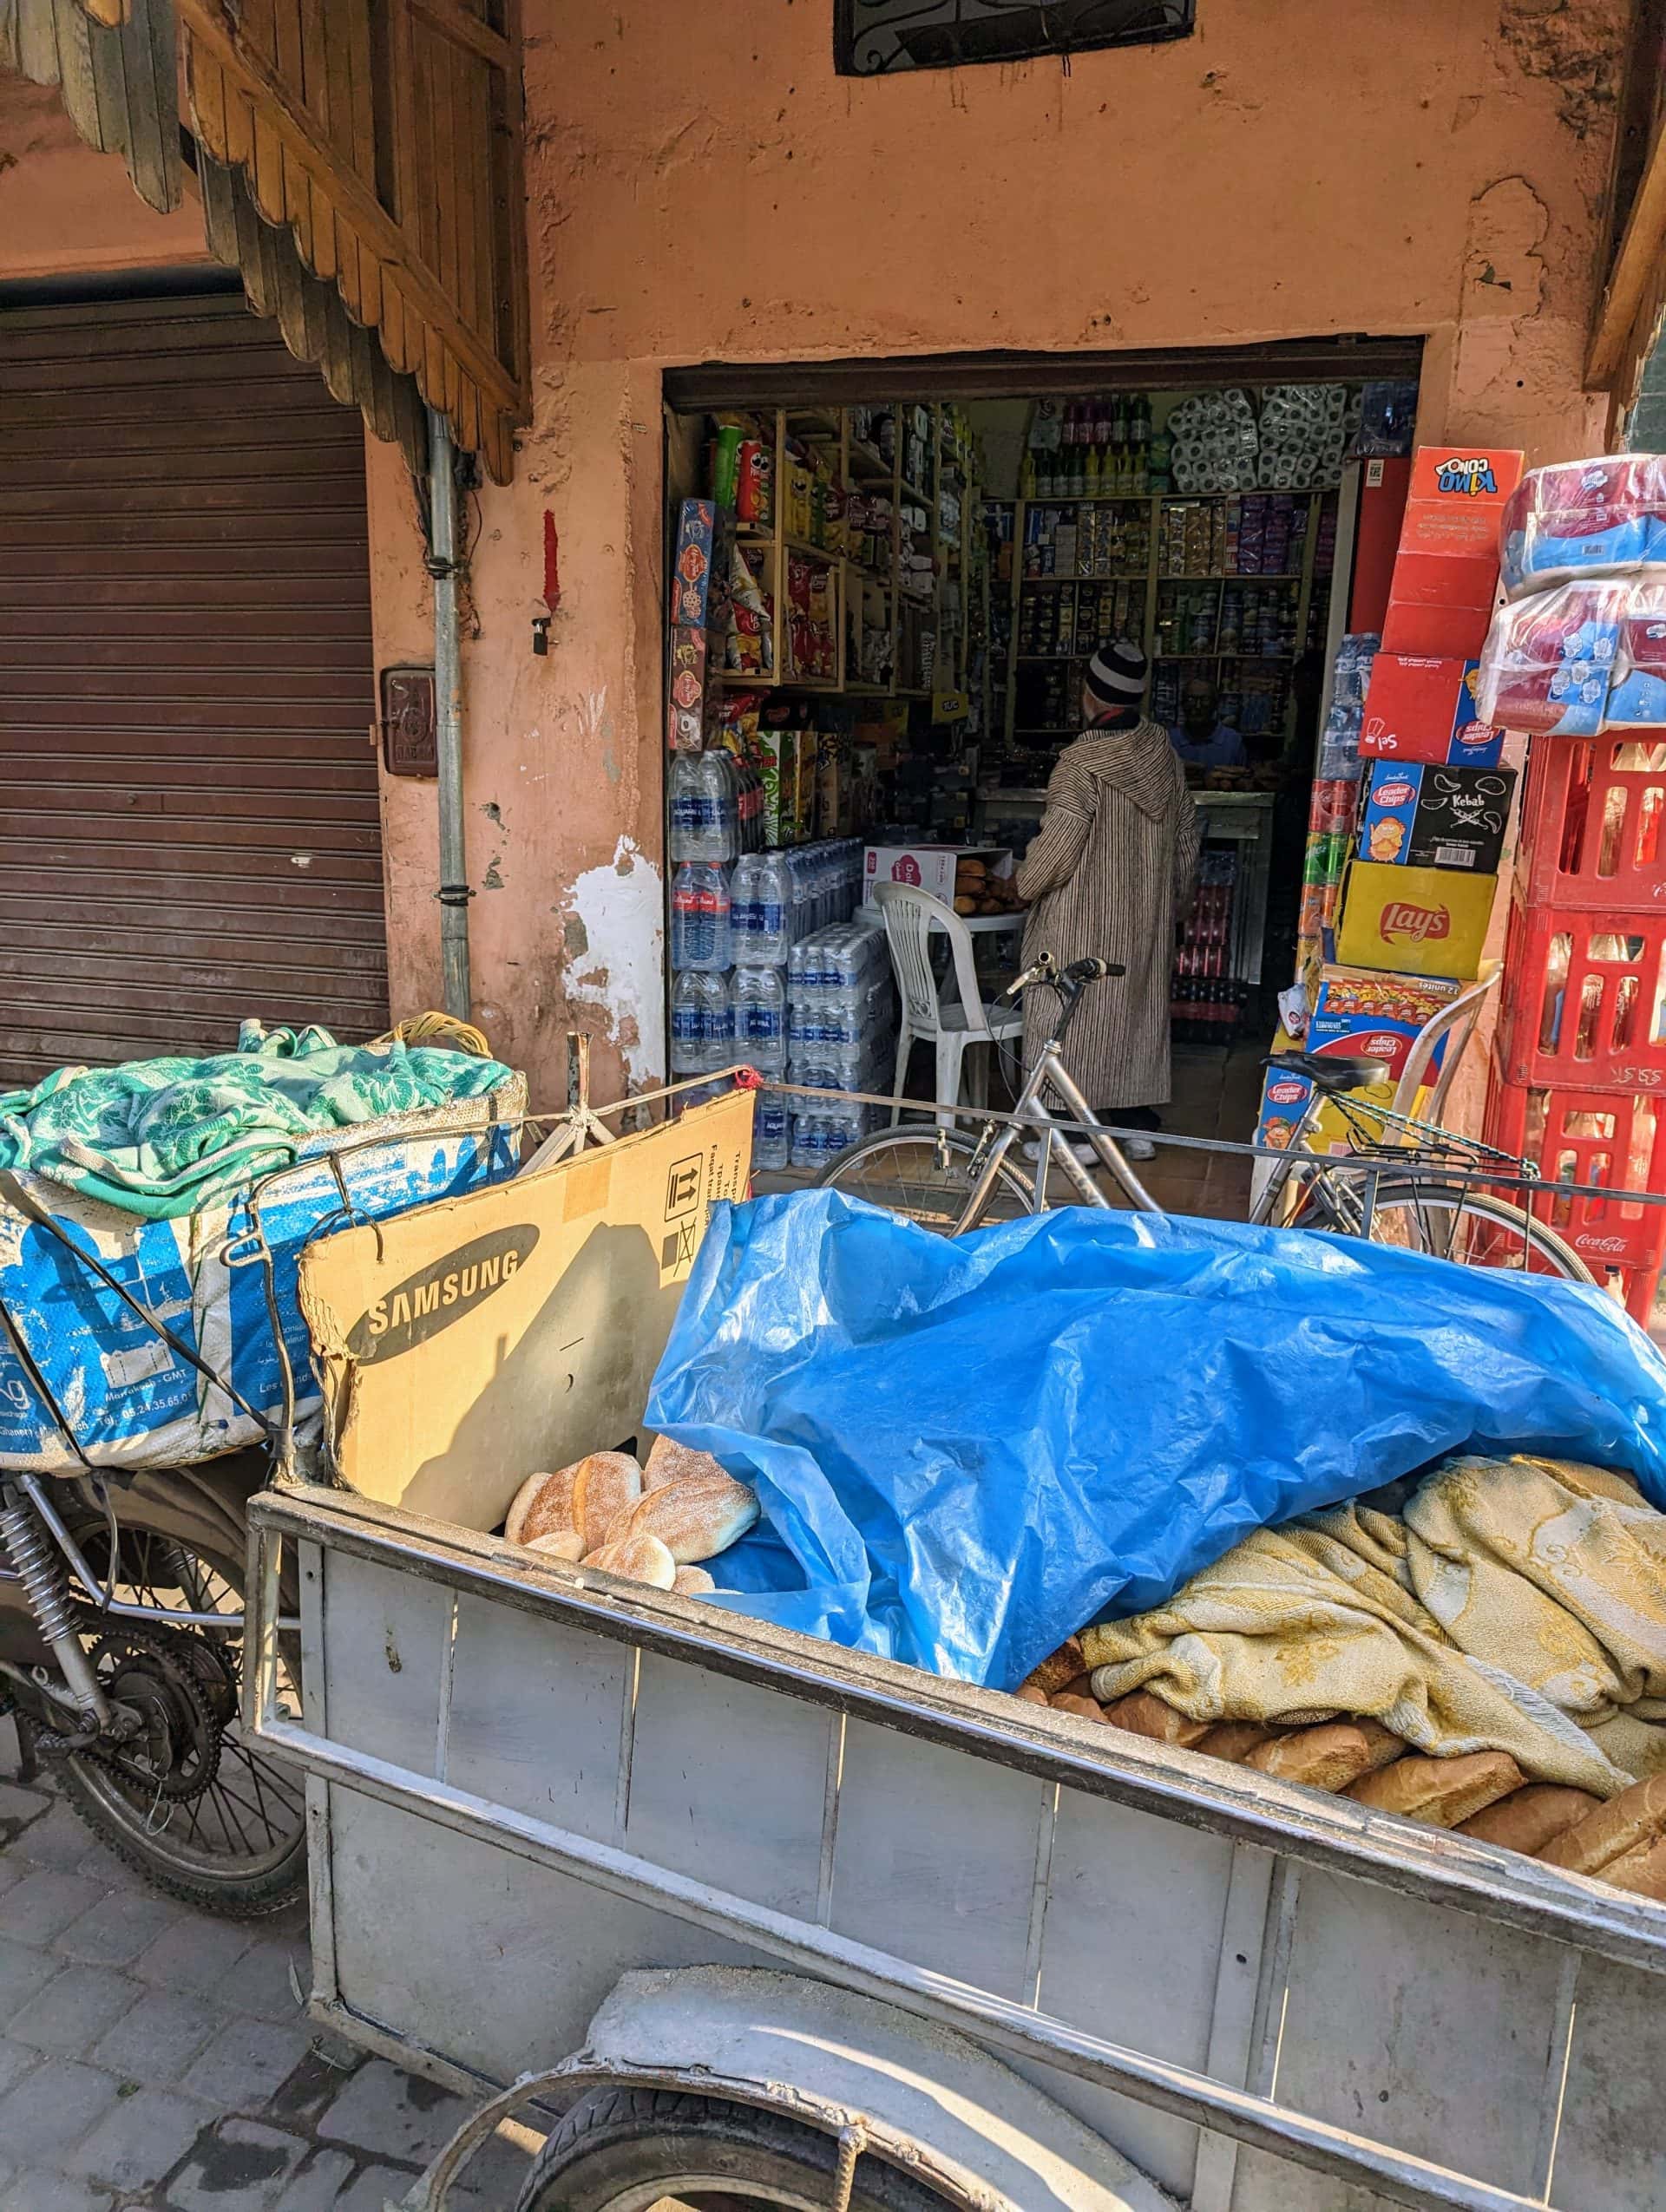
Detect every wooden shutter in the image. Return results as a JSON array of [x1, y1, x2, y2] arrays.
[[0, 290, 390, 1086]]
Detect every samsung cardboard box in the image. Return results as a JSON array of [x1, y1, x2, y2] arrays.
[[1359, 654, 1505, 767], [1334, 860, 1497, 980], [298, 1093, 753, 1529], [1356, 762, 1517, 874]]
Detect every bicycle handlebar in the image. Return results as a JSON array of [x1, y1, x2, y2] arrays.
[[995, 954, 1126, 1009]]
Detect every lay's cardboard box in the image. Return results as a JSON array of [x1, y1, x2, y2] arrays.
[[1335, 859, 1497, 980]]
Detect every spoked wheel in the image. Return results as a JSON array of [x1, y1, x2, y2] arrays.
[[46, 1472, 307, 1917], [516, 2090, 954, 2212], [816, 1126, 1035, 1233], [1301, 1179, 1597, 1282]]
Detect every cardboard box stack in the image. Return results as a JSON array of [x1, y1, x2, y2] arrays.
[[1261, 447, 1523, 1153]]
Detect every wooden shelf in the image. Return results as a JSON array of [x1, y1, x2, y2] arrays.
[[1158, 573, 1302, 585]]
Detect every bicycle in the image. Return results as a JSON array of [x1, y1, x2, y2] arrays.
[[817, 953, 1597, 1284]]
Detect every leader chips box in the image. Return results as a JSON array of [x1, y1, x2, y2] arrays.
[[1359, 654, 1506, 767], [1356, 762, 1517, 874]]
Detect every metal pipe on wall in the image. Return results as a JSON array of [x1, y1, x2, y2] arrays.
[[429, 407, 472, 1020]]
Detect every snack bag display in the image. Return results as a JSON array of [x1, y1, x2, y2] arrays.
[[1475, 580, 1624, 737], [1499, 455, 1666, 599]]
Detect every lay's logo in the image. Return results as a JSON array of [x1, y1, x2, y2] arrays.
[[1380, 900, 1450, 945], [1436, 456, 1499, 498], [1375, 779, 1416, 808]]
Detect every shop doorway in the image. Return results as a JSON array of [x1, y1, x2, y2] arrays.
[[662, 343, 1421, 1206], [0, 288, 390, 1085]]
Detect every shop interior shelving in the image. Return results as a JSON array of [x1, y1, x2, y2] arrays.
[[1002, 488, 1334, 756], [712, 402, 982, 720]]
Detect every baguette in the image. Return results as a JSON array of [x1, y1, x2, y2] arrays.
[[623, 1469, 758, 1563], [571, 1451, 644, 1553], [584, 1529, 676, 1591], [1021, 1638, 1086, 1699], [1102, 1690, 1212, 1748], [1193, 1722, 1279, 1764], [643, 1434, 728, 1493], [672, 1564, 716, 1597], [1347, 1750, 1524, 1829], [1594, 1834, 1666, 1901], [1050, 1692, 1108, 1723], [1539, 1774, 1666, 1876], [504, 1464, 580, 1548], [1244, 1719, 1403, 1794], [1457, 1785, 1603, 1858], [524, 1528, 586, 1564]]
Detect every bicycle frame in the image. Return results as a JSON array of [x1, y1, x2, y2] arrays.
[[954, 1038, 1162, 1232]]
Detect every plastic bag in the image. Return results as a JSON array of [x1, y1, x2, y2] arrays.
[[1476, 580, 1625, 736], [1501, 455, 1666, 599], [647, 1191, 1666, 1692]]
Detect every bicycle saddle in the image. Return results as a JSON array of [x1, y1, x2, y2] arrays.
[[1264, 1050, 1391, 1096]]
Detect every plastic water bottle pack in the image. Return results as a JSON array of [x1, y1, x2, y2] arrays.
[[670, 861, 732, 972]]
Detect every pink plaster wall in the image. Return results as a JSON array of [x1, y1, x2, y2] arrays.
[[0, 77, 209, 275], [373, 0, 1625, 1112]]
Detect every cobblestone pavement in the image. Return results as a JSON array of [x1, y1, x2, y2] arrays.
[[0, 1719, 535, 2210]]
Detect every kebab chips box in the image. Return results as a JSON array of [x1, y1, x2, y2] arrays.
[[297, 1093, 753, 1529], [1356, 761, 1517, 874]]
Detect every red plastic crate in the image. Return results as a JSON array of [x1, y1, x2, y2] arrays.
[[1484, 1060, 1666, 1292], [1496, 896, 1666, 1090], [1516, 735, 1666, 912]]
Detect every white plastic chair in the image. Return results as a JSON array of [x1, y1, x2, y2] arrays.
[[874, 882, 1025, 1128]]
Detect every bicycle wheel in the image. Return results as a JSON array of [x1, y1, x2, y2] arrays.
[[816, 1125, 1035, 1233], [1348, 1181, 1596, 1282]]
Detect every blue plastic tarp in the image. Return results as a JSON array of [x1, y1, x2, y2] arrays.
[[646, 1189, 1666, 1691]]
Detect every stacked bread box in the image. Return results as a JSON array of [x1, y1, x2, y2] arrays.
[[1478, 456, 1666, 1320], [1258, 448, 1522, 1152]]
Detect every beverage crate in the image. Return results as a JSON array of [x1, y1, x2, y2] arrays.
[[1496, 895, 1666, 1090], [1484, 1058, 1666, 1307], [1516, 734, 1666, 913]]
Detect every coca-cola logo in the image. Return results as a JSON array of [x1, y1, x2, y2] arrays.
[[1375, 780, 1416, 807], [1575, 1234, 1630, 1257], [1267, 1078, 1308, 1106], [1380, 901, 1450, 944]]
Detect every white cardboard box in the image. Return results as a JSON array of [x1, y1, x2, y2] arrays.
[[863, 843, 1009, 906]]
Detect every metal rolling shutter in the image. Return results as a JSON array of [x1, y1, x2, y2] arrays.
[[0, 290, 390, 1085]]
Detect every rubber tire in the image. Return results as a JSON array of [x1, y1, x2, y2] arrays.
[[516, 2088, 954, 2212], [816, 1127, 1035, 1233], [46, 1454, 307, 1920], [1341, 1181, 1597, 1283]]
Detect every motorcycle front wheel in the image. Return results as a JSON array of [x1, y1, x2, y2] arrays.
[[35, 1463, 307, 1919]]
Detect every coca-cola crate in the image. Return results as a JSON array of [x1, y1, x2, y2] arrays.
[[1497, 895, 1666, 1090], [1484, 1059, 1666, 1295], [1517, 734, 1666, 912]]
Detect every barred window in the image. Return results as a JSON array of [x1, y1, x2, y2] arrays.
[[836, 0, 1195, 75]]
